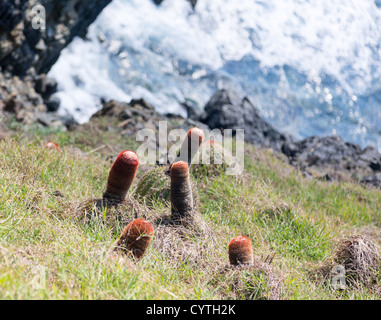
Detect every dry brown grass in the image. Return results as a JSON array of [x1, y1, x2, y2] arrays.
[[313, 234, 381, 290]]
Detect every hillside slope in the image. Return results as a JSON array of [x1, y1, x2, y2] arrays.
[[0, 118, 380, 300]]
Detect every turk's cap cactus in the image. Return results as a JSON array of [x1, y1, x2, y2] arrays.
[[116, 218, 154, 260], [45, 141, 61, 152], [228, 236, 254, 266], [172, 127, 205, 167], [170, 161, 194, 220], [104, 150, 139, 202]]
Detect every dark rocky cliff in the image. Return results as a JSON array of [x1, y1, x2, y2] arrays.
[[0, 0, 112, 126], [0, 0, 112, 76]]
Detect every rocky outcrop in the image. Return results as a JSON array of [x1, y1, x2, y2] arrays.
[[0, 0, 112, 127], [197, 88, 381, 189], [360, 174, 381, 189], [281, 136, 381, 185], [92, 98, 208, 133], [0, 0, 112, 76], [197, 89, 289, 151], [89, 98, 208, 165]]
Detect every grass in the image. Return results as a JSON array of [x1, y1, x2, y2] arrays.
[[0, 120, 381, 300]]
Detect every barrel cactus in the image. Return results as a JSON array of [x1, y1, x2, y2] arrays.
[[103, 150, 139, 203], [228, 236, 254, 265], [134, 166, 171, 204], [171, 127, 205, 168], [170, 161, 194, 222], [135, 127, 205, 208], [115, 218, 154, 260], [45, 141, 61, 152]]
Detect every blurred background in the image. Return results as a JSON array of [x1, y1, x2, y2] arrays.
[[48, 0, 381, 151]]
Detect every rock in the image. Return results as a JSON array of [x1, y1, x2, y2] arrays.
[[359, 146, 381, 171], [199, 89, 288, 150], [285, 135, 381, 170], [60, 113, 78, 129], [0, 72, 48, 123], [281, 141, 299, 158], [36, 112, 66, 130], [361, 174, 381, 189], [34, 74, 58, 99], [188, 0, 198, 9], [152, 0, 197, 9], [182, 100, 203, 122], [4, 96, 22, 113], [34, 39, 47, 51], [91, 98, 208, 138], [46, 96, 60, 112], [0, 0, 112, 76], [92, 100, 133, 120], [282, 135, 381, 184], [198, 89, 381, 189], [0, 1, 27, 32], [0, 0, 111, 128], [130, 98, 155, 111]]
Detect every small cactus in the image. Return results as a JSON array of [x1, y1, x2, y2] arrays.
[[172, 127, 205, 168], [45, 141, 61, 152], [228, 236, 253, 266], [115, 218, 154, 260], [170, 161, 194, 221], [103, 150, 139, 202]]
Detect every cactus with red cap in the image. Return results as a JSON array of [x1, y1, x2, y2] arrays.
[[172, 127, 205, 168], [170, 161, 194, 221], [228, 236, 254, 266], [45, 141, 61, 152], [103, 150, 139, 202], [115, 218, 154, 260]]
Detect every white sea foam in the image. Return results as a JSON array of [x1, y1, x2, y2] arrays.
[[49, 0, 381, 149]]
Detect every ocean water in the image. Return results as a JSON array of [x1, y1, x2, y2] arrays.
[[49, 0, 381, 150]]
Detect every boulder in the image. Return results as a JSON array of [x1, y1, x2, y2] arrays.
[[0, 0, 112, 76], [200, 89, 288, 150], [282, 135, 381, 183], [361, 174, 381, 189]]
